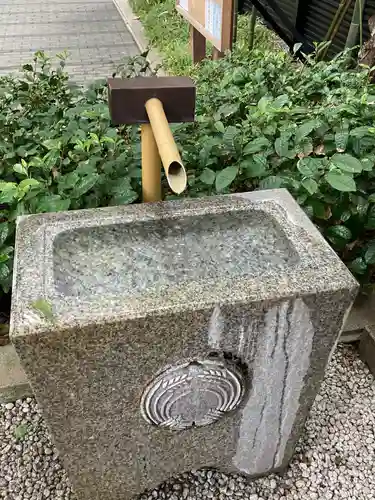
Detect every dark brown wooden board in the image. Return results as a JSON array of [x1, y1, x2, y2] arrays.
[[108, 77, 196, 125]]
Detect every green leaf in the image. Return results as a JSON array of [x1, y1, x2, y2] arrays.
[[335, 130, 349, 152], [58, 171, 80, 192], [0, 254, 9, 264], [348, 257, 367, 275], [31, 299, 55, 322], [215, 166, 239, 192], [128, 167, 142, 179], [368, 193, 375, 203], [258, 96, 270, 113], [310, 200, 327, 219], [28, 157, 44, 168], [71, 173, 100, 198], [0, 223, 8, 245], [272, 94, 289, 109], [295, 120, 316, 143], [275, 136, 289, 157], [301, 178, 318, 195], [75, 158, 98, 176], [110, 178, 138, 205], [19, 179, 40, 190], [199, 168, 216, 185], [361, 157, 375, 171], [36, 195, 70, 213], [0, 263, 9, 282], [43, 138, 62, 150], [330, 154, 363, 173], [13, 163, 28, 176], [243, 137, 270, 155], [259, 176, 283, 190], [366, 206, 375, 229], [295, 138, 313, 157], [218, 103, 239, 117], [303, 205, 314, 218], [325, 172, 356, 192], [17, 178, 41, 200], [111, 191, 138, 205], [326, 225, 352, 244], [350, 126, 370, 138], [365, 240, 375, 264], [42, 149, 60, 170], [222, 126, 238, 147], [214, 121, 225, 133], [297, 158, 323, 177], [240, 159, 266, 178], [240, 158, 267, 178], [0, 182, 17, 203]]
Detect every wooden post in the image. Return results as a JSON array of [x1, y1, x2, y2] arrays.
[[141, 124, 162, 202], [212, 47, 224, 60], [190, 25, 206, 63]]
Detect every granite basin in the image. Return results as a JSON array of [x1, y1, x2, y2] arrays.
[[10, 189, 358, 500], [53, 209, 299, 298]]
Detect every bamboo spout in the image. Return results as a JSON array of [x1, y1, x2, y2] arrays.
[[145, 98, 187, 194], [141, 123, 162, 203]]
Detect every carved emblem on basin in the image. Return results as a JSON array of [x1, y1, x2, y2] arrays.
[[140, 360, 244, 430]]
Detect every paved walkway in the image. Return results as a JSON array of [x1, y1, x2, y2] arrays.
[[0, 0, 139, 83]]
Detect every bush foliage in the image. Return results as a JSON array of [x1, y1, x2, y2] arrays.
[[0, 52, 142, 294], [1, 45, 375, 299], [129, 0, 279, 75]]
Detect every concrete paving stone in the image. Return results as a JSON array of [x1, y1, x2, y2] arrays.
[[0, 8, 114, 17], [0, 0, 107, 4], [0, 2, 113, 13], [0, 22, 128, 37], [0, 15, 123, 26], [0, 35, 135, 51], [0, 48, 137, 73], [0, 0, 139, 82]]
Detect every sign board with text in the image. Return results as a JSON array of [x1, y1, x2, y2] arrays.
[[176, 0, 234, 52]]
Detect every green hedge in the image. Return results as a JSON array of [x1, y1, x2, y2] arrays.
[[2, 42, 375, 298]]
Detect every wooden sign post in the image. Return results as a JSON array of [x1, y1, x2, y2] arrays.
[[176, 0, 234, 63]]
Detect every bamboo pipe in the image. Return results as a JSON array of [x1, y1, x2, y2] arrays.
[[145, 98, 187, 194], [248, 5, 257, 51], [345, 0, 364, 49], [319, 0, 353, 60], [141, 123, 162, 202]]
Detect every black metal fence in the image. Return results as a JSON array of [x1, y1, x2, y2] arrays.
[[239, 0, 375, 56]]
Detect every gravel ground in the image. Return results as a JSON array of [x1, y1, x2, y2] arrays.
[[1, 345, 374, 500]]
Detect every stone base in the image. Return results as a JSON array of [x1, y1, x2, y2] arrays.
[[10, 190, 358, 500], [359, 326, 375, 376], [0, 344, 31, 403]]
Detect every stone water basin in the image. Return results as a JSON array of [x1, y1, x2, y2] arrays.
[[53, 209, 299, 298]]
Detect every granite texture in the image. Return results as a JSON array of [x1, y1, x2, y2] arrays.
[[10, 189, 358, 500], [0, 344, 31, 403]]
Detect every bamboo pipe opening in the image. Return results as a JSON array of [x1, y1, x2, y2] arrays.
[[167, 160, 186, 194], [145, 98, 187, 194]]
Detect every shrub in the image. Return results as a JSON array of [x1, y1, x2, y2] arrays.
[[2, 47, 375, 301], [0, 52, 143, 294], [172, 49, 375, 287], [129, 0, 280, 75]]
